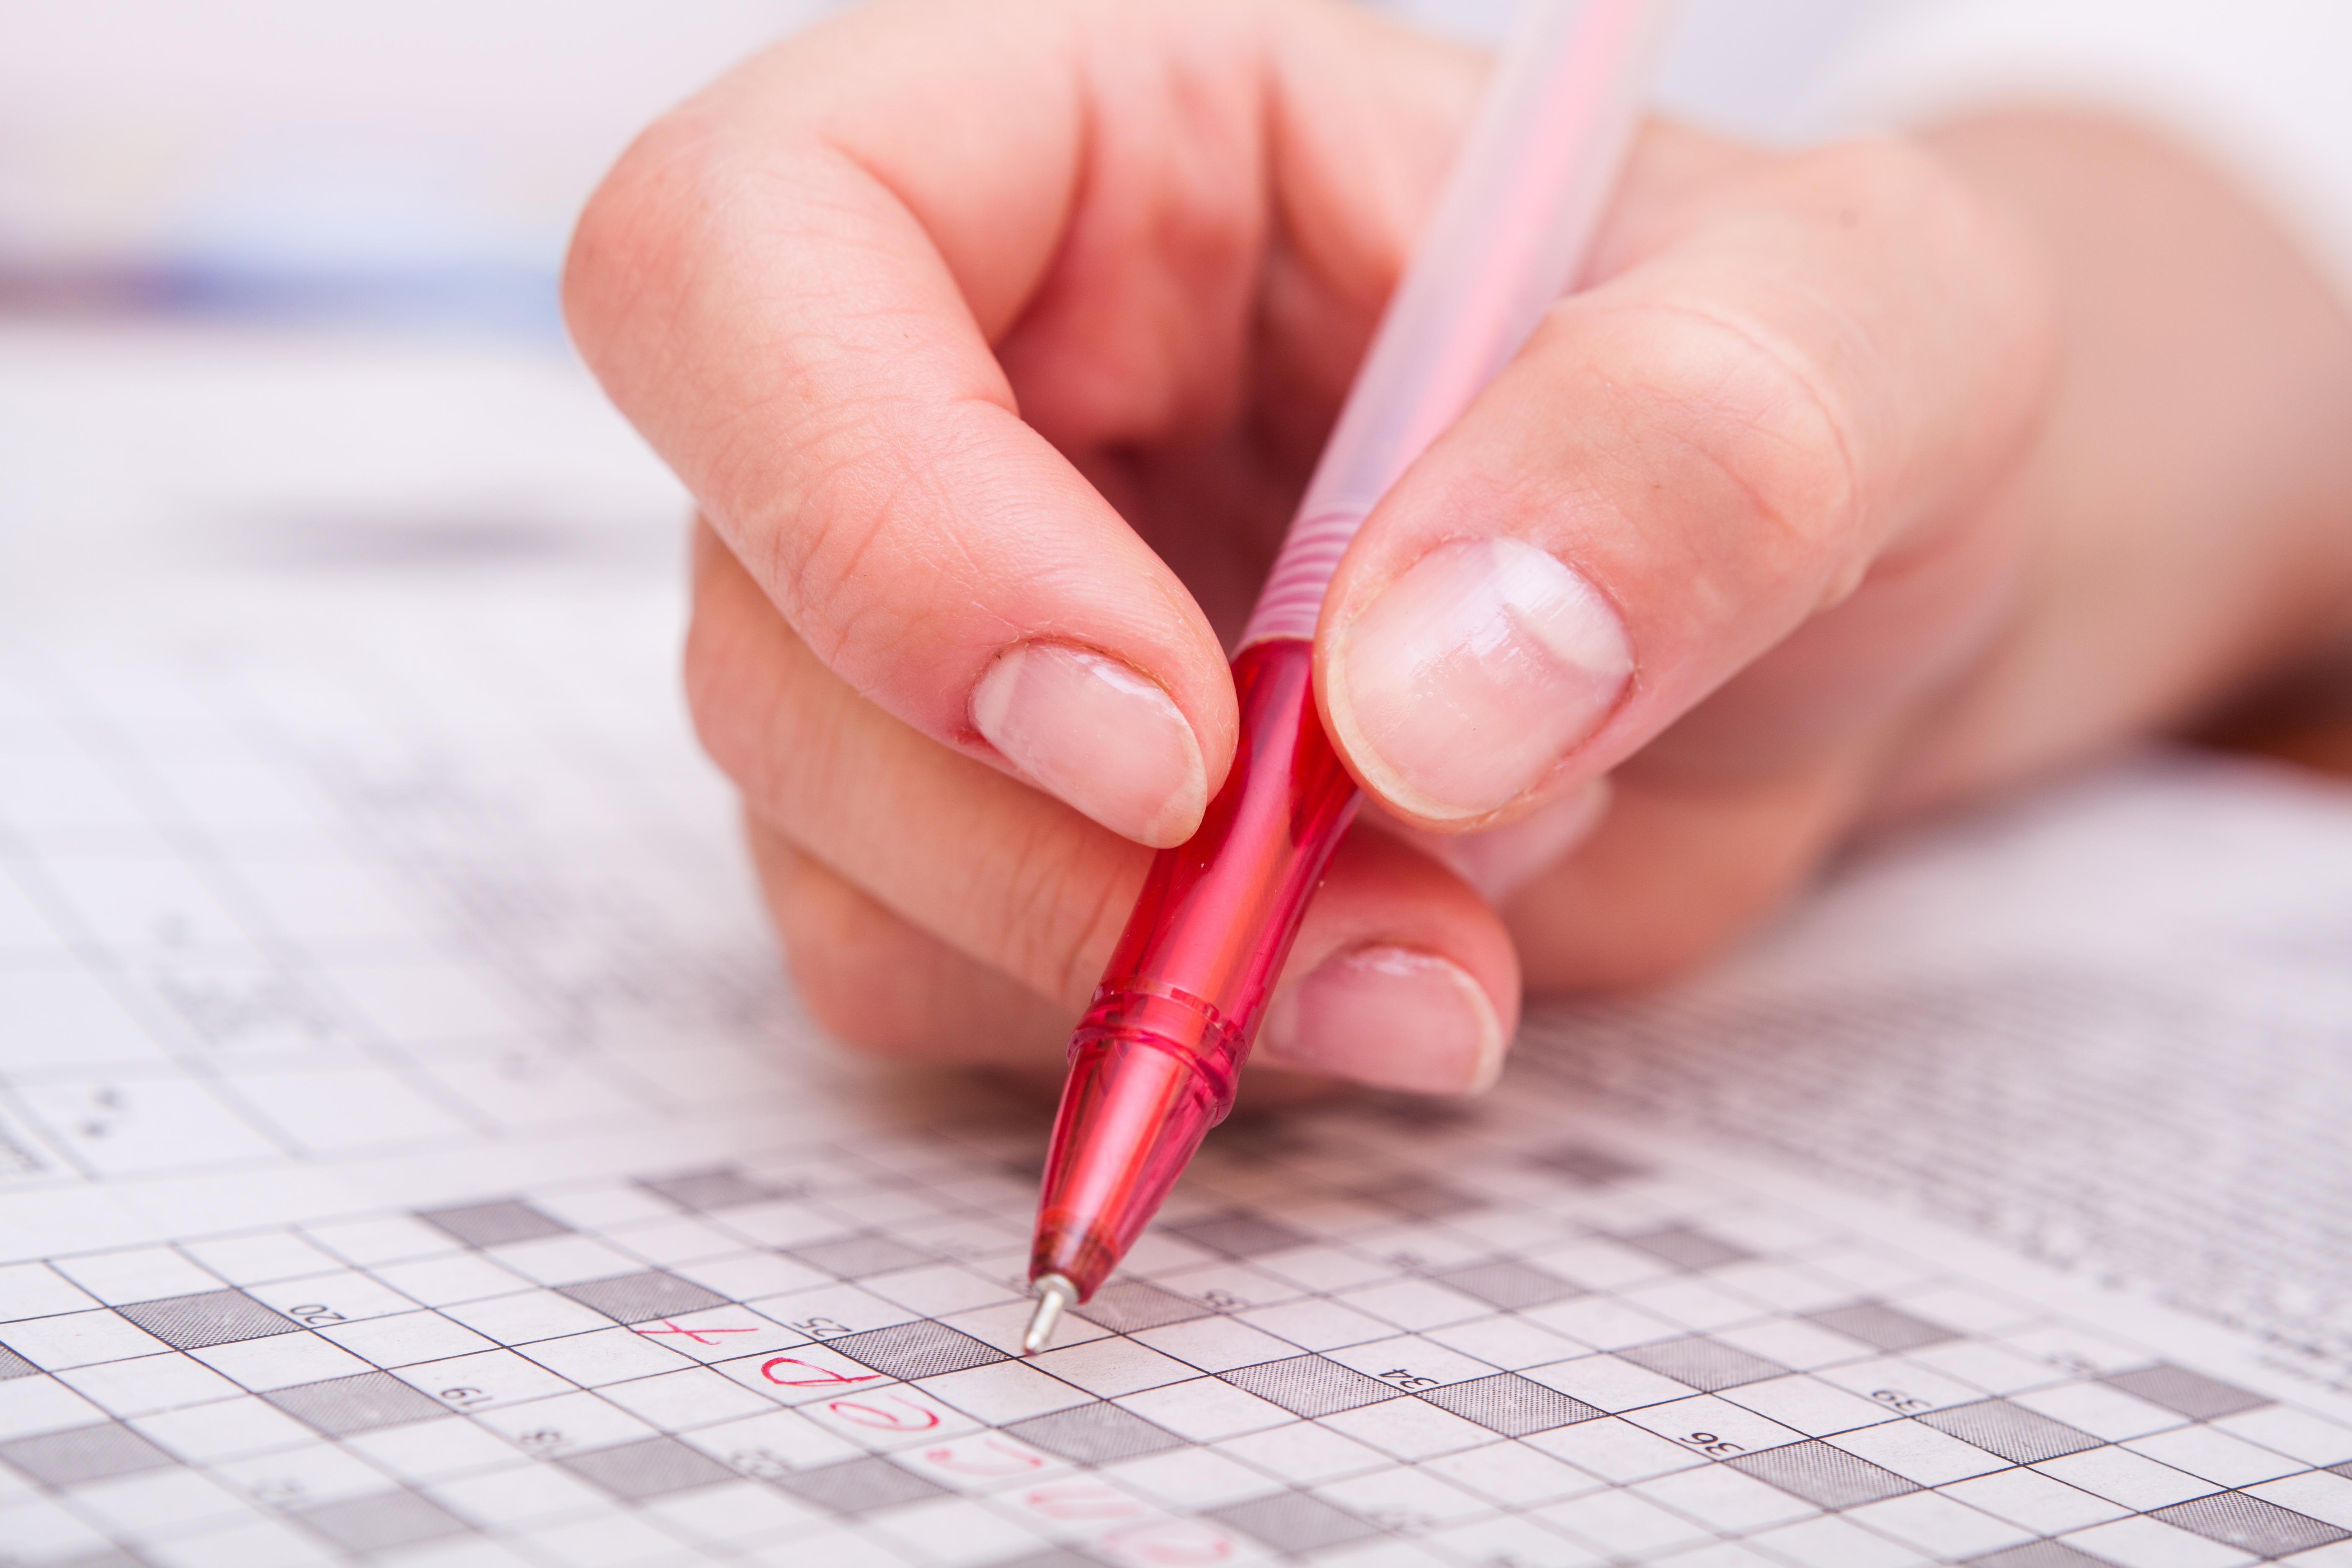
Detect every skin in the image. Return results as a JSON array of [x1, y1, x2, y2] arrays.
[[565, 0, 2352, 1091]]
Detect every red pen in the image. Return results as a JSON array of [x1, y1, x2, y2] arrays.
[[1024, 0, 1676, 1353]]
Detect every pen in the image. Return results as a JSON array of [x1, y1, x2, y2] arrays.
[[1024, 0, 1678, 1354]]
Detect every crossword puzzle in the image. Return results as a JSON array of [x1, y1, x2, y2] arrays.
[[8, 1108, 2352, 1568]]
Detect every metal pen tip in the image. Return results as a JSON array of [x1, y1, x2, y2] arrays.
[[1023, 1273, 1078, 1355]]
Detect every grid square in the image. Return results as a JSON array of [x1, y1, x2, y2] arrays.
[[2102, 1366, 2271, 1421], [828, 1320, 1008, 1380], [1617, 1226, 1755, 1272], [1417, 1373, 1602, 1437], [1220, 1356, 1397, 1419], [262, 1370, 450, 1435], [768, 1454, 950, 1514], [414, 1201, 571, 1248], [0, 1422, 177, 1486], [1620, 1336, 1787, 1392], [1967, 1545, 2116, 1568], [556, 1271, 729, 1325], [788, 1235, 933, 1279], [558, 1435, 737, 1500], [637, 1168, 776, 1211], [113, 1291, 295, 1351], [1071, 1282, 1215, 1334], [0, 1345, 39, 1379], [296, 1489, 469, 1552], [1002, 1403, 1186, 1464], [1165, 1212, 1312, 1259], [1807, 1302, 1960, 1353], [1434, 1260, 1584, 1311], [1926, 1400, 2104, 1464], [1527, 1144, 1647, 1186], [2151, 1492, 2350, 1556], [1353, 1177, 1485, 1220], [1210, 1491, 1380, 1554], [1729, 1440, 1921, 1510]]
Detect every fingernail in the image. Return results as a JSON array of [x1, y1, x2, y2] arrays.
[[1261, 946, 1504, 1095], [1330, 538, 1632, 821], [972, 642, 1207, 846]]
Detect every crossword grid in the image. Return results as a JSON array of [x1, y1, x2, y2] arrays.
[[7, 1113, 2352, 1568]]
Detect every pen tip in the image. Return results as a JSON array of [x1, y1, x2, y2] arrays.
[[1023, 1273, 1078, 1355]]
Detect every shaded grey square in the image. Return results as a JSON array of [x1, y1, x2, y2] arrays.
[[1210, 1492, 1380, 1555], [116, 1289, 295, 1350], [0, 1422, 175, 1486], [828, 1320, 1008, 1380], [1529, 1143, 1647, 1186], [1004, 1403, 1185, 1464], [2102, 1364, 2271, 1420], [415, 1199, 570, 1248], [557, 1271, 730, 1325], [297, 1490, 469, 1552], [2334, 1460, 2352, 1481], [1436, 1259, 1584, 1311], [1922, 1400, 2102, 1465], [1621, 1336, 1786, 1392], [769, 1453, 950, 1514], [0, 1342, 39, 1379], [1166, 1211, 1312, 1259], [1419, 1372, 1603, 1436], [787, 1234, 932, 1279], [638, 1168, 774, 1211], [982, 1553, 1104, 1568], [265, 1370, 449, 1435], [1967, 1543, 2116, 1568], [2154, 1492, 2350, 1555], [1073, 1281, 1215, 1334], [1729, 1440, 1920, 1510], [559, 1436, 735, 1500], [1616, 1224, 1754, 1271], [1354, 1176, 1485, 1220], [1222, 1355, 1400, 1419], [1807, 1301, 1959, 1353]]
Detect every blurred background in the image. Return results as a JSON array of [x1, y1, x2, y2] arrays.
[[0, 0, 1889, 629]]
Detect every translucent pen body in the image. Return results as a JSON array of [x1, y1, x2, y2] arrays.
[[1030, 0, 1678, 1311]]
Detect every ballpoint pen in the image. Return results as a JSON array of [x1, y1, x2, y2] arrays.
[[1024, 0, 1678, 1354]]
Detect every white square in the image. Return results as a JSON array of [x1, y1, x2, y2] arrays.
[[2248, 1471, 2352, 1530], [1622, 1395, 1807, 1458], [211, 1439, 391, 1508], [939, 1299, 1106, 1359], [2218, 1408, 2352, 1468], [244, 1271, 422, 1327], [1704, 1264, 1854, 1316], [188, 1332, 374, 1392], [1425, 1315, 1584, 1372], [1104, 1447, 1279, 1510], [437, 1289, 610, 1346], [369, 1255, 526, 1310], [749, 1282, 918, 1339], [1027, 1336, 1196, 1398], [1423, 1439, 1600, 1506], [56, 1351, 243, 1416], [1906, 1341, 2057, 1398], [1326, 1336, 1500, 1389], [0, 1494, 115, 1562], [3, 1309, 170, 1369], [2016, 1382, 2190, 1442], [342, 1416, 520, 1482], [701, 1199, 845, 1250], [393, 1348, 578, 1412], [867, 1495, 1051, 1568], [1318, 1393, 1493, 1460], [1422, 1515, 1609, 1568], [231, 1065, 470, 1153], [1145, 1261, 1298, 1313], [483, 1237, 642, 1289], [301, 1215, 460, 1269], [665, 1253, 828, 1304], [711, 1343, 899, 1408], [2063, 1515, 2259, 1568], [1828, 1418, 2011, 1485], [1116, 1377, 1291, 1442], [919, 1360, 1093, 1425], [1524, 1417, 1707, 1484], [1890, 1284, 2032, 1336], [1942, 1467, 2133, 1534], [2130, 1426, 2311, 1488], [1318, 1464, 1491, 1529], [1719, 1375, 1898, 1437], [142, 1513, 330, 1568], [1616, 1279, 1762, 1334], [1523, 1354, 1693, 1413], [592, 1215, 744, 1268], [680, 1408, 862, 1475], [1234, 1298, 1396, 1353], [1333, 1279, 1493, 1333], [2035, 1446, 2221, 1510], [175, 1233, 341, 1289], [134, 1395, 314, 1463], [895, 1431, 1070, 1495], [860, 1264, 1021, 1320], [1537, 1486, 1713, 1556], [1527, 1240, 1675, 1292], [1636, 1463, 1817, 1532], [597, 1367, 777, 1431], [1844, 1491, 2033, 1557], [433, 1461, 609, 1527], [1711, 1320, 1871, 1375], [517, 1326, 694, 1387], [801, 1383, 980, 1453], [1815, 1356, 1988, 1413], [1249, 1246, 1400, 1295], [1130, 1316, 1298, 1375], [319, 1311, 496, 1368], [1751, 1514, 1929, 1568], [0, 1263, 99, 1321], [70, 1467, 253, 1534], [1215, 1420, 1390, 1484], [473, 1390, 657, 1456], [638, 1478, 823, 1544], [624, 1307, 807, 1364], [1522, 1296, 1681, 1351]]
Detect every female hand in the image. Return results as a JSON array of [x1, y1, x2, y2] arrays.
[[565, 0, 2352, 1093]]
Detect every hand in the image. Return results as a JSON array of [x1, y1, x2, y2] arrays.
[[565, 0, 2352, 1094]]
